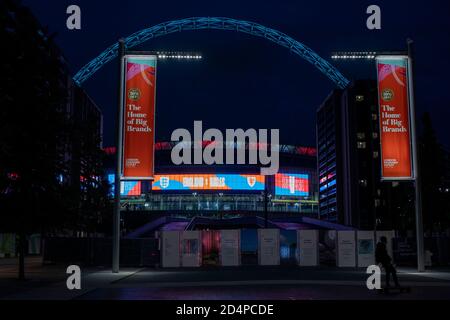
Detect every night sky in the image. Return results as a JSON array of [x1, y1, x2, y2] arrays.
[[23, 0, 450, 148]]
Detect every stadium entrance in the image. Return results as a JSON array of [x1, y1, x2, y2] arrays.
[[75, 17, 349, 271], [105, 141, 319, 218]]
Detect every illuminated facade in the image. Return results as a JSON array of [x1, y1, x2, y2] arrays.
[[317, 80, 393, 229], [104, 142, 318, 216]]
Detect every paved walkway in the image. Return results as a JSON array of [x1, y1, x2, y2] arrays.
[[1, 257, 450, 300]]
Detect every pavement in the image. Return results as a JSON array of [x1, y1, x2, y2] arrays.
[[1, 256, 450, 300]]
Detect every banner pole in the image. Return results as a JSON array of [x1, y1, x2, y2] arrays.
[[112, 39, 126, 273], [407, 39, 425, 272]]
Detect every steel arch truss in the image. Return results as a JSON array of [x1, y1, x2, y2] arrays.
[[73, 17, 349, 88]]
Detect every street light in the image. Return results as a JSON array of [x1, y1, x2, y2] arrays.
[[156, 52, 203, 60], [331, 51, 377, 60], [112, 42, 204, 274], [331, 51, 409, 60]]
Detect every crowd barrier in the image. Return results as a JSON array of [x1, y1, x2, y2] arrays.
[[36, 232, 450, 267]]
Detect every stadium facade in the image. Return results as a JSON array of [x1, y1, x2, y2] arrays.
[[104, 141, 319, 218]]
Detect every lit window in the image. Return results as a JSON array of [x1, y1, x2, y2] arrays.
[[357, 141, 366, 149], [357, 132, 365, 140], [355, 95, 364, 102]]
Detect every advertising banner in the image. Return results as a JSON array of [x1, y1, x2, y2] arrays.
[[280, 230, 297, 263], [121, 55, 157, 180], [376, 56, 414, 180], [274, 173, 309, 196], [107, 174, 141, 197], [180, 231, 202, 267], [257, 229, 280, 266], [337, 230, 356, 267], [161, 231, 180, 268], [357, 231, 375, 267], [202, 230, 221, 266], [220, 230, 241, 266], [297, 230, 319, 266], [320, 230, 337, 265], [152, 174, 265, 191]]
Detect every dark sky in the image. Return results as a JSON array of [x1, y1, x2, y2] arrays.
[[23, 0, 450, 147]]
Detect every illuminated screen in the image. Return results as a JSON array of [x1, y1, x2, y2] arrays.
[[152, 174, 265, 191], [107, 174, 142, 196], [274, 173, 309, 197]]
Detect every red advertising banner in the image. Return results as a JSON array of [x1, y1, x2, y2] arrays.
[[376, 56, 413, 179], [121, 55, 157, 180]]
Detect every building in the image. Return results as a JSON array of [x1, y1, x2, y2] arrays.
[[1, 0, 106, 235], [64, 82, 104, 189], [2, 0, 104, 185], [317, 79, 389, 229], [104, 142, 319, 217]]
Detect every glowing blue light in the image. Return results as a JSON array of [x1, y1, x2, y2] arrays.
[[73, 17, 349, 89]]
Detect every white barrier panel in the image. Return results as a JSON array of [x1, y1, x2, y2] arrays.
[[161, 231, 180, 268], [357, 231, 375, 267], [220, 230, 241, 266], [181, 230, 202, 267], [258, 229, 280, 266], [337, 230, 356, 267], [297, 230, 319, 266], [376, 230, 395, 262]]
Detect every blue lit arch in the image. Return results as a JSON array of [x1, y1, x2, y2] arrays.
[[73, 17, 349, 88]]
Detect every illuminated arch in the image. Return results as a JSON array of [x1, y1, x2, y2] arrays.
[[73, 17, 349, 88]]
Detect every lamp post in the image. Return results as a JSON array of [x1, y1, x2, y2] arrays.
[[262, 188, 271, 228], [112, 41, 203, 273], [218, 193, 223, 219], [330, 40, 425, 271], [407, 39, 425, 272], [112, 39, 125, 274]]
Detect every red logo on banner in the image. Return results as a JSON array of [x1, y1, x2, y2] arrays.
[[377, 56, 413, 179], [122, 56, 157, 179]]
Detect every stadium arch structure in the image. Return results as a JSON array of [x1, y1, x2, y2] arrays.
[[73, 17, 349, 88]]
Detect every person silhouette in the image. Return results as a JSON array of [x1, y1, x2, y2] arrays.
[[375, 236, 400, 288]]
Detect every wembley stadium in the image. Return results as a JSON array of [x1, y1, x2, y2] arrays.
[[104, 141, 318, 216]]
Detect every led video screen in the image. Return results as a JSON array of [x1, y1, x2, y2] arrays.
[[274, 173, 309, 197], [152, 174, 265, 191], [107, 174, 142, 196]]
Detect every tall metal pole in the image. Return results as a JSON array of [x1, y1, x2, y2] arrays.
[[112, 39, 126, 273], [264, 189, 268, 228], [407, 39, 425, 272]]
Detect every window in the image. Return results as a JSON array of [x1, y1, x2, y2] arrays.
[[357, 141, 366, 149], [373, 151, 379, 158], [357, 132, 365, 140], [372, 113, 378, 120], [359, 179, 368, 187]]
